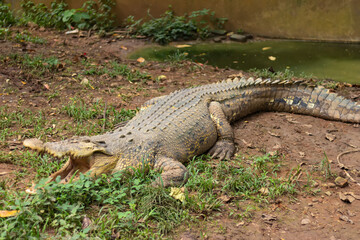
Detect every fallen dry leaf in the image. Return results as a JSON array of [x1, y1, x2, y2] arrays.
[[137, 57, 145, 63], [268, 131, 280, 138], [218, 195, 233, 203], [325, 133, 336, 142], [169, 187, 185, 202], [241, 139, 255, 149], [157, 75, 167, 81], [175, 44, 191, 48], [268, 56, 276, 61], [262, 47, 271, 51], [0, 210, 19, 218], [0, 171, 11, 176]]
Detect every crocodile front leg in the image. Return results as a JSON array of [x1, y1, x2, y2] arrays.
[[153, 156, 189, 187], [208, 101, 235, 160]]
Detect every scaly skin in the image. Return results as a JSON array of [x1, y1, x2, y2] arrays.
[[24, 77, 360, 187]]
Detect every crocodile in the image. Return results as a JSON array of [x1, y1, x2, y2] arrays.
[[24, 77, 360, 187]]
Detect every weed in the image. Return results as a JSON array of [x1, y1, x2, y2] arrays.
[[0, 151, 66, 180], [4, 53, 61, 76], [166, 49, 189, 66], [132, 8, 213, 45], [0, 2, 16, 27], [13, 30, 46, 44], [0, 27, 10, 39], [0, 168, 190, 238], [0, 106, 55, 140], [249, 68, 313, 80], [320, 152, 333, 179], [83, 60, 150, 82], [20, 0, 115, 31], [61, 97, 137, 133]]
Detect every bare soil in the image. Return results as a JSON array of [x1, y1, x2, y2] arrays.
[[1, 28, 360, 239]]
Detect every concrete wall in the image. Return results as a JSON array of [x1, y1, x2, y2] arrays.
[[6, 0, 360, 42]]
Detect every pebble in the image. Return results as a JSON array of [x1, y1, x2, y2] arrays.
[[301, 218, 311, 225], [334, 177, 348, 188], [81, 77, 89, 85], [229, 34, 247, 42], [325, 191, 332, 196]]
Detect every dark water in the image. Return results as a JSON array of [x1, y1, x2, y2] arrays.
[[129, 41, 360, 84]]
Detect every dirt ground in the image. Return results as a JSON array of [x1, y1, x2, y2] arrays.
[[1, 28, 360, 239]]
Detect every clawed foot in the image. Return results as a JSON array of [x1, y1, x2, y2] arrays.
[[208, 140, 235, 160]]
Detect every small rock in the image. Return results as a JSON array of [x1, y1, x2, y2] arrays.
[[334, 177, 348, 188], [325, 133, 336, 142], [327, 183, 336, 188], [39, 27, 46, 32], [339, 192, 355, 203], [261, 214, 277, 225], [27, 21, 38, 28], [213, 36, 224, 43], [211, 29, 227, 35], [301, 218, 311, 225], [82, 216, 92, 229], [325, 191, 332, 196], [81, 77, 89, 85], [244, 34, 253, 39], [259, 187, 269, 195], [66, 29, 80, 35], [229, 34, 247, 42], [110, 82, 121, 87], [236, 221, 245, 227], [339, 215, 353, 224]]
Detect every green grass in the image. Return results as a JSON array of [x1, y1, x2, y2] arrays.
[[13, 31, 47, 44], [0, 151, 66, 180], [3, 53, 61, 76], [82, 60, 151, 82], [187, 153, 297, 203], [0, 107, 56, 144], [249, 68, 313, 80], [61, 97, 137, 133]]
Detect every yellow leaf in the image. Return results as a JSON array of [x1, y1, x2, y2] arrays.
[[175, 44, 191, 48], [268, 56, 276, 61], [169, 187, 185, 202], [0, 210, 19, 218], [262, 47, 271, 51], [120, 46, 128, 50], [137, 57, 145, 63], [21, 81, 27, 85], [183, 52, 188, 56], [157, 75, 167, 81]]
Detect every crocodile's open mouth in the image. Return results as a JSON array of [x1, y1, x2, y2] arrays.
[[23, 138, 117, 184]]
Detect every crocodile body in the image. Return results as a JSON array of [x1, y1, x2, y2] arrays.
[[24, 77, 360, 186]]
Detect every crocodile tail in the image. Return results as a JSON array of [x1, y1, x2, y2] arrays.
[[267, 82, 360, 123]]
